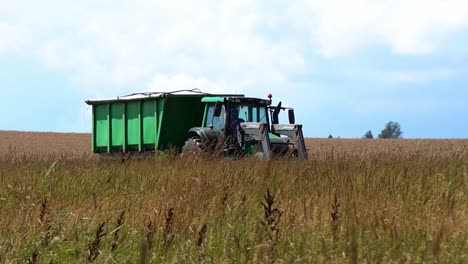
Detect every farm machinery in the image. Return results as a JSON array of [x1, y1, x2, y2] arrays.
[[85, 89, 307, 159]]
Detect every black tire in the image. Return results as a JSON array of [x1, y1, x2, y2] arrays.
[[181, 137, 203, 156]]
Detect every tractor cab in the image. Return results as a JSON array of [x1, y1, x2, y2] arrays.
[[202, 96, 269, 129]]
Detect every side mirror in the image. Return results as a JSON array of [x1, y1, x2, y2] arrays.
[[288, 109, 295, 124], [214, 102, 222, 117]]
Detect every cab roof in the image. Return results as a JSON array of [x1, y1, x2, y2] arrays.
[[201, 96, 271, 105]]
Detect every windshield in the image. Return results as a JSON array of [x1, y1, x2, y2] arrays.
[[231, 104, 268, 123], [205, 104, 225, 129], [205, 103, 269, 130]]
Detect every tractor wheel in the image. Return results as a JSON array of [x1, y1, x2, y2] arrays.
[[181, 137, 204, 156]]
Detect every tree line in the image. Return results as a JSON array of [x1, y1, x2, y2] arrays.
[[364, 121, 402, 139], [328, 121, 403, 139]]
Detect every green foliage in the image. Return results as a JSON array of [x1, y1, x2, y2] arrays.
[[363, 130, 374, 139], [378, 121, 403, 139], [328, 134, 333, 139]]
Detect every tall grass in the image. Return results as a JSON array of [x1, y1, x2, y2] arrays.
[[0, 140, 467, 263]]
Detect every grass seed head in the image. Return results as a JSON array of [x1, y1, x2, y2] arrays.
[[87, 221, 106, 263], [163, 208, 174, 248]]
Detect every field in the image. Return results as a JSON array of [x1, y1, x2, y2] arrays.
[[0, 131, 467, 263]]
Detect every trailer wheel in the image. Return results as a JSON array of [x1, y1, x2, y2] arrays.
[[181, 137, 204, 156]]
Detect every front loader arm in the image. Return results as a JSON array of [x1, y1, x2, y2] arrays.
[[273, 124, 308, 159]]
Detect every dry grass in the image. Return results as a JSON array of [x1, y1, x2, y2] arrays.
[[0, 131, 467, 263], [1, 130, 467, 159], [305, 138, 468, 159], [0, 130, 91, 158]]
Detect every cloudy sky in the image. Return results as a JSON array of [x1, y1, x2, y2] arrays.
[[1, 0, 467, 138]]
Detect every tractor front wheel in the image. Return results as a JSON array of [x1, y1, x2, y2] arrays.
[[181, 137, 204, 156]]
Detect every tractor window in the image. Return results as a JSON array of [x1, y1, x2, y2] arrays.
[[252, 107, 258, 121], [250, 106, 268, 123], [258, 106, 267, 123], [205, 104, 225, 129], [233, 105, 268, 123], [238, 106, 249, 123]]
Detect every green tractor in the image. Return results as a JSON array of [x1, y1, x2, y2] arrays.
[[85, 89, 307, 159], [182, 95, 308, 159]]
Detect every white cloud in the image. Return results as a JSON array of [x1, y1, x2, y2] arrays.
[[341, 67, 463, 84], [288, 0, 468, 57], [0, 0, 467, 97], [0, 23, 30, 54], [0, 0, 307, 97]]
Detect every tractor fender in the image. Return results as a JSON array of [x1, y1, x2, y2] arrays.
[[187, 127, 221, 144]]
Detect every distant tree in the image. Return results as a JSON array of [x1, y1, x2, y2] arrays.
[[328, 134, 333, 139], [363, 130, 374, 139], [378, 121, 403, 139]]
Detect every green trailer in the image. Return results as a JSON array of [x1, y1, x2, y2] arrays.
[[85, 90, 243, 154]]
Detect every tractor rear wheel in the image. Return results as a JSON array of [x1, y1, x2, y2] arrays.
[[181, 137, 204, 156]]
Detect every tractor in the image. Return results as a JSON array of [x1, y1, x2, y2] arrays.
[[182, 95, 308, 159]]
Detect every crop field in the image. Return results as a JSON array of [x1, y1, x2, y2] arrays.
[[0, 131, 467, 263]]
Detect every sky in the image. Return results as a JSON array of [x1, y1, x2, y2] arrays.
[[0, 0, 467, 138]]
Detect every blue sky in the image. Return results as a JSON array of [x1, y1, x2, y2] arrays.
[[1, 0, 467, 138]]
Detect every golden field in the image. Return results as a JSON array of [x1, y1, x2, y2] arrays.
[[0, 131, 467, 263]]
